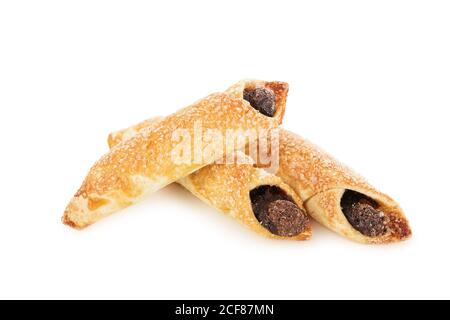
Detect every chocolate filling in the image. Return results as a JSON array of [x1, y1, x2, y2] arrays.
[[243, 88, 276, 117], [341, 190, 388, 237], [250, 185, 308, 237]]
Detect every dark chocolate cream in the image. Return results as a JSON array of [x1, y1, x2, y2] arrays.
[[250, 185, 308, 237], [243, 88, 276, 117], [341, 190, 388, 237]]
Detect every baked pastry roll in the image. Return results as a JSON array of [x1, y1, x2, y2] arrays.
[[63, 80, 288, 229], [275, 130, 411, 244], [178, 154, 311, 240], [109, 120, 311, 240]]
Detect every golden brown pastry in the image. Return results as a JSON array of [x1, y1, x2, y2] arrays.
[[63, 80, 289, 229], [275, 130, 411, 244], [109, 122, 311, 240]]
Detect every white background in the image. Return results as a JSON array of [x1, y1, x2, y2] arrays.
[[0, 1, 449, 300]]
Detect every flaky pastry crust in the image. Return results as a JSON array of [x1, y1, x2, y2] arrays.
[[63, 80, 288, 229]]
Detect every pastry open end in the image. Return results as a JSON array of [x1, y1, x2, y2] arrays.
[[63, 80, 289, 229], [305, 189, 410, 244], [226, 79, 289, 123]]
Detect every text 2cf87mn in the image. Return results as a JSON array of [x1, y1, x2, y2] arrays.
[[219, 305, 275, 316]]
